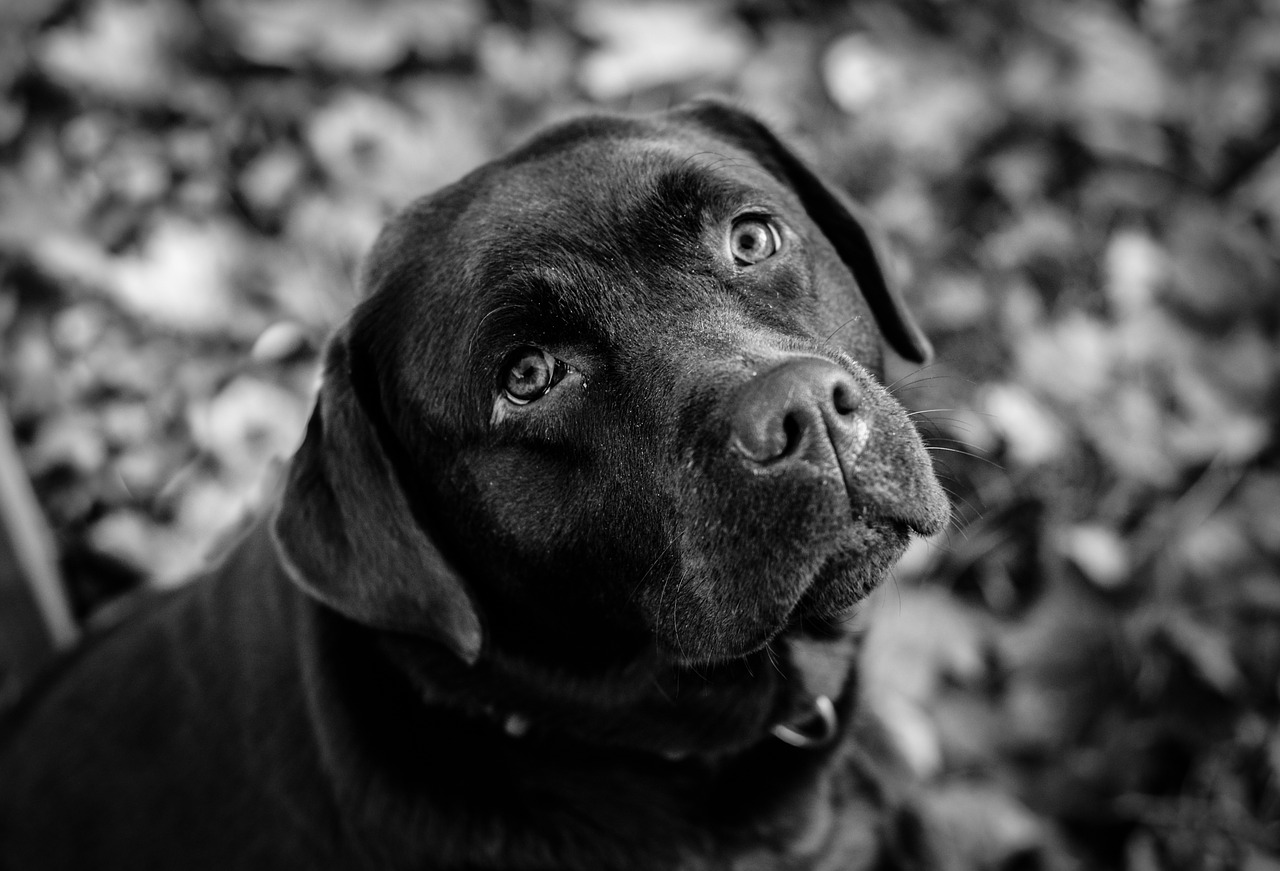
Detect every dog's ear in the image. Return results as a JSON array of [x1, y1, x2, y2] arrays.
[[673, 98, 932, 364], [272, 325, 483, 664]]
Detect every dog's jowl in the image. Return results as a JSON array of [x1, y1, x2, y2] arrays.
[[0, 101, 948, 871]]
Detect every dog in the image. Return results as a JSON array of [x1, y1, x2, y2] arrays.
[[0, 99, 949, 870]]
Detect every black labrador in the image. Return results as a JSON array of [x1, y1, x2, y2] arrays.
[[0, 100, 949, 870]]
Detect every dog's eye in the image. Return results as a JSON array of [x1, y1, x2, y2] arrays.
[[729, 217, 781, 265], [503, 349, 567, 405]]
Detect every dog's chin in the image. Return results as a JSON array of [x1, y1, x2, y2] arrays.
[[787, 548, 896, 636], [656, 521, 912, 668]]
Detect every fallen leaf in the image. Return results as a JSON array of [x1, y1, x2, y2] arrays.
[[1060, 523, 1131, 590], [238, 146, 306, 219], [306, 84, 492, 206], [1177, 514, 1254, 582], [87, 509, 161, 573], [220, 0, 481, 72], [577, 1, 751, 100], [983, 205, 1080, 273], [26, 412, 107, 477], [250, 321, 311, 363], [37, 0, 194, 106], [1166, 206, 1276, 327], [108, 218, 252, 335], [1085, 383, 1179, 486], [923, 783, 1046, 870], [1158, 613, 1243, 697], [186, 376, 307, 481], [478, 24, 577, 99], [981, 382, 1067, 468], [1105, 228, 1165, 321], [1047, 4, 1170, 120], [822, 33, 909, 115]]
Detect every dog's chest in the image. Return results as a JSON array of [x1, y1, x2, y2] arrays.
[[674, 763, 888, 871]]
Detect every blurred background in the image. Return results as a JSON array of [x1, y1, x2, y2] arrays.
[[0, 0, 1278, 867]]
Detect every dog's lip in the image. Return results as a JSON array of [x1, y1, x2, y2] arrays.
[[662, 518, 907, 668], [789, 557, 876, 631], [778, 516, 912, 628]]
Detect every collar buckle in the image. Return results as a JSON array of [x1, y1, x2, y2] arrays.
[[770, 694, 838, 748]]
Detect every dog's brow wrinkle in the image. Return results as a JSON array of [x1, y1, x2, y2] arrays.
[[682, 150, 777, 188]]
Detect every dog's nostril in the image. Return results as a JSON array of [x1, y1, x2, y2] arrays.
[[780, 413, 803, 458], [831, 380, 859, 416]]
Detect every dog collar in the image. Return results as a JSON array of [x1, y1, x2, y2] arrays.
[[770, 694, 838, 748], [492, 695, 838, 756]]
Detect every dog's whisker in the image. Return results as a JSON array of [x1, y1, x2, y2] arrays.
[[764, 644, 784, 679], [931, 522, 966, 547], [927, 460, 960, 481], [912, 418, 962, 438], [914, 417, 967, 429], [647, 673, 676, 707], [824, 315, 865, 343], [925, 437, 980, 448], [939, 489, 982, 528], [655, 568, 694, 676], [925, 445, 1004, 470], [886, 567, 905, 616], [944, 522, 976, 546], [885, 363, 944, 393], [888, 373, 970, 395], [628, 540, 676, 605], [913, 417, 973, 432], [655, 571, 674, 638], [929, 441, 981, 458]]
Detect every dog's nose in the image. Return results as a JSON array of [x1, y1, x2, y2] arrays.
[[729, 359, 865, 466]]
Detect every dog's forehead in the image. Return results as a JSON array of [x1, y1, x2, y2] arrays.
[[358, 115, 814, 375], [472, 117, 790, 230], [365, 115, 794, 300], [498, 114, 776, 194], [451, 121, 794, 287]]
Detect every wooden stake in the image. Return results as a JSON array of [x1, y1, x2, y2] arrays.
[[0, 402, 77, 696]]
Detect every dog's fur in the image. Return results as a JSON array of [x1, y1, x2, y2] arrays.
[[0, 100, 948, 870]]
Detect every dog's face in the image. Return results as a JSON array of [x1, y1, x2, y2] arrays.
[[275, 102, 948, 671]]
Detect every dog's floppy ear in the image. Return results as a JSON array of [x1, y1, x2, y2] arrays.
[[272, 325, 483, 664], [673, 98, 932, 364]]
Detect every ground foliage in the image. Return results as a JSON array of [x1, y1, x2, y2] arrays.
[[1, 0, 1278, 868]]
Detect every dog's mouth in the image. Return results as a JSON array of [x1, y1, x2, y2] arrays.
[[786, 534, 906, 632], [655, 514, 912, 668], [772, 519, 913, 642]]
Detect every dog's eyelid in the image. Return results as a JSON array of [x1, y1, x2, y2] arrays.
[[730, 202, 777, 218], [728, 206, 782, 229]]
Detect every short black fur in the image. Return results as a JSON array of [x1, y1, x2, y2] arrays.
[[0, 100, 950, 871]]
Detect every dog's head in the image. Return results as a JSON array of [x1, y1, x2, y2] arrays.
[[273, 100, 948, 672]]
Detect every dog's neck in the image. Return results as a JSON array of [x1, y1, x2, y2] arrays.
[[376, 627, 862, 763], [293, 595, 886, 870]]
